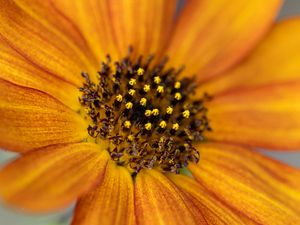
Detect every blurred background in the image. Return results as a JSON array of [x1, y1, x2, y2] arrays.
[[0, 0, 300, 224]]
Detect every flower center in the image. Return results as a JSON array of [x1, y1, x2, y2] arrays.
[[79, 49, 211, 174]]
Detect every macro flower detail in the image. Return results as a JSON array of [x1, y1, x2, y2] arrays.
[[79, 52, 210, 174], [0, 0, 300, 225]]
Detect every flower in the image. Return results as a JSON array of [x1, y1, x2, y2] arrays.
[[0, 0, 300, 224]]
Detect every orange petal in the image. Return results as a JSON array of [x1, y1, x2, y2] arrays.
[[0, 0, 97, 87], [0, 143, 109, 212], [71, 160, 134, 225], [13, 0, 96, 62], [189, 143, 300, 224], [135, 169, 205, 225], [200, 17, 300, 95], [168, 174, 248, 225], [52, 0, 177, 62], [206, 82, 300, 150], [0, 39, 80, 110], [167, 0, 282, 81], [0, 79, 88, 153]]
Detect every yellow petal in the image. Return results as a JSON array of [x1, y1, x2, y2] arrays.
[[0, 39, 80, 110], [0, 143, 108, 212], [189, 143, 300, 224], [135, 169, 205, 225], [52, 0, 177, 61], [167, 0, 282, 81], [200, 17, 300, 95], [71, 161, 134, 225], [0, 79, 87, 153], [0, 0, 97, 87], [168, 174, 248, 225], [206, 82, 300, 150]]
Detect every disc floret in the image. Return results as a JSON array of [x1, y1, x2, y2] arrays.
[[79, 51, 211, 174]]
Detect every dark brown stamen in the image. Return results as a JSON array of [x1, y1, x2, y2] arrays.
[[79, 49, 211, 174]]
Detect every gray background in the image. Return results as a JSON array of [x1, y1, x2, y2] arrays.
[[0, 0, 300, 224]]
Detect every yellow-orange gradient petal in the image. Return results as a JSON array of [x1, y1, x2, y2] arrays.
[[71, 161, 134, 225], [135, 169, 205, 225], [12, 0, 97, 63], [0, 143, 109, 212], [200, 17, 300, 95], [0, 0, 97, 87], [189, 143, 300, 224], [167, 0, 282, 81], [206, 82, 300, 150], [168, 174, 248, 225], [52, 0, 177, 62], [0, 79, 88, 153], [0, 39, 80, 110]]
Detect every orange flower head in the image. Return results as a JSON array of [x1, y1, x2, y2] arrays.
[[0, 1, 300, 225]]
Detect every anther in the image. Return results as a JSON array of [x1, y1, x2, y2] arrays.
[[157, 86, 164, 93], [137, 68, 144, 76], [154, 76, 161, 84], [159, 120, 167, 129], [125, 102, 133, 109], [85, 108, 91, 114], [140, 98, 147, 106], [182, 110, 190, 118], [124, 120, 132, 128], [152, 108, 159, 116], [172, 123, 179, 131], [128, 89, 136, 96], [166, 106, 174, 115], [174, 81, 181, 89], [128, 135, 134, 141], [143, 84, 151, 92], [174, 92, 182, 100], [116, 94, 123, 102], [129, 78, 136, 86], [145, 110, 152, 117], [145, 122, 152, 130]]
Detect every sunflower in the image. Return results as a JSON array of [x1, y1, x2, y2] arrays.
[[0, 0, 300, 224]]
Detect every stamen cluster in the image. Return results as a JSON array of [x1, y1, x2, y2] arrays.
[[79, 50, 210, 174]]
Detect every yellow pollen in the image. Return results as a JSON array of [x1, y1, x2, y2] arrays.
[[128, 135, 134, 141], [152, 108, 159, 116], [96, 73, 101, 79], [137, 68, 145, 76], [84, 107, 91, 114], [154, 76, 161, 84], [174, 81, 181, 89], [128, 89, 136, 96], [143, 84, 151, 92], [157, 85, 164, 93], [166, 106, 173, 114], [145, 122, 152, 130], [124, 120, 131, 128], [174, 92, 182, 100], [145, 110, 152, 117], [129, 78, 136, 86], [140, 98, 147, 106], [116, 94, 123, 102], [182, 110, 190, 118], [125, 102, 133, 109], [159, 120, 167, 129], [172, 123, 179, 130]]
